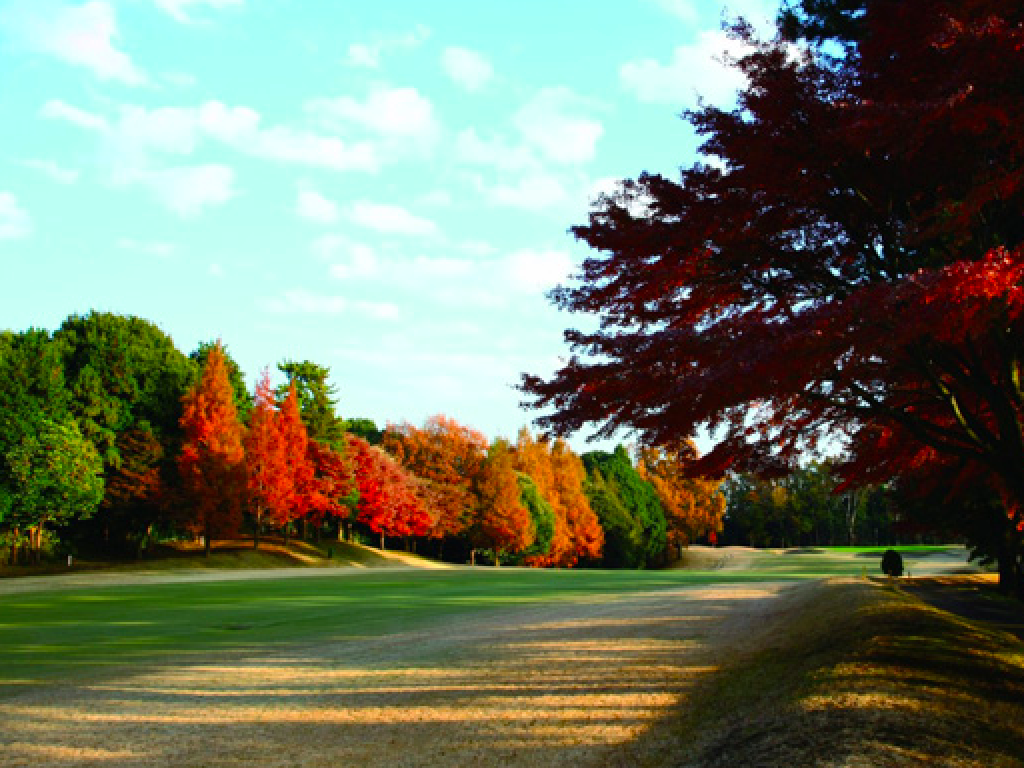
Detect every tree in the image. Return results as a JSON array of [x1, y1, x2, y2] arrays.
[[178, 342, 246, 556], [382, 415, 488, 544], [347, 435, 430, 548], [305, 438, 354, 533], [276, 382, 315, 539], [635, 442, 725, 558], [5, 418, 103, 563], [521, 0, 1024, 592], [191, 340, 250, 422], [278, 360, 345, 448], [101, 424, 166, 555], [471, 440, 534, 565], [516, 473, 555, 560], [582, 446, 666, 568], [243, 369, 289, 549]]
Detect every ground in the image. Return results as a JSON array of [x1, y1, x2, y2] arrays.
[[1, 547, 1021, 767]]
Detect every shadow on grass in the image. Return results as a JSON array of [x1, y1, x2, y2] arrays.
[[674, 580, 1024, 768]]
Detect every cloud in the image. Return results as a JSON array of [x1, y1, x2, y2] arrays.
[[295, 183, 338, 223], [40, 99, 108, 131], [619, 29, 750, 107], [347, 201, 438, 236], [42, 99, 380, 174], [265, 289, 400, 319], [123, 164, 236, 217], [646, 0, 698, 22], [1, 1, 147, 85], [307, 86, 440, 148], [0, 192, 32, 239], [153, 0, 244, 23], [441, 46, 493, 92], [454, 127, 536, 173], [344, 25, 430, 69], [482, 172, 568, 210], [321, 238, 379, 278], [118, 237, 175, 257], [21, 158, 80, 184], [514, 87, 603, 166], [501, 249, 573, 293]]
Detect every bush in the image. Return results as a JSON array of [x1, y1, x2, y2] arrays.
[[881, 549, 904, 578]]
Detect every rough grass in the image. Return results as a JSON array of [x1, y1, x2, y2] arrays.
[[673, 579, 1024, 768]]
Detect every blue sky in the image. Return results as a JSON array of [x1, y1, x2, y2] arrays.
[[0, 0, 775, 447]]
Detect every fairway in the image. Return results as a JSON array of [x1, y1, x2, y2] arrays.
[[0, 547, 984, 766]]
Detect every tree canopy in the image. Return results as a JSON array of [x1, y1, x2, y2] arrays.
[[521, 0, 1024, 584]]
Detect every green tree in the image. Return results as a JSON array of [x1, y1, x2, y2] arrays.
[[6, 418, 103, 562], [516, 473, 554, 560], [278, 360, 345, 448], [582, 446, 667, 567]]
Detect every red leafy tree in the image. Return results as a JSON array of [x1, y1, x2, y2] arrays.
[[348, 435, 430, 549], [521, 0, 1024, 591], [305, 439, 354, 531], [382, 414, 488, 546], [243, 368, 289, 549], [178, 341, 246, 557], [275, 381, 314, 540]]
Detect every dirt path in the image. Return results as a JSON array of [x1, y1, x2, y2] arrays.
[[0, 579, 818, 768]]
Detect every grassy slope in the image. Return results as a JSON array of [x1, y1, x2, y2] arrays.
[[672, 579, 1024, 768]]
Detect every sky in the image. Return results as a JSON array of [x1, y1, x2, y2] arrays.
[[0, 0, 776, 449]]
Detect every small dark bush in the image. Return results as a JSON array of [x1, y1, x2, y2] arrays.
[[881, 549, 904, 577]]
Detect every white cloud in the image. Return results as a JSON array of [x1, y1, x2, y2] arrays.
[[347, 201, 438, 236], [307, 86, 440, 146], [265, 289, 399, 320], [484, 172, 568, 210], [514, 87, 603, 166], [21, 158, 80, 184], [441, 46, 493, 92], [0, 192, 32, 240], [454, 127, 536, 173], [118, 237, 175, 257], [501, 249, 573, 293], [619, 29, 750, 107], [324, 240, 379, 279], [344, 25, 430, 69], [124, 164, 236, 217], [2, 1, 147, 85], [153, 0, 244, 24], [646, 0, 698, 22], [40, 99, 108, 131], [43, 99, 380, 174], [295, 183, 338, 224]]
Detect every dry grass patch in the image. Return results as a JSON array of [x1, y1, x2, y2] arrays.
[[675, 579, 1024, 768]]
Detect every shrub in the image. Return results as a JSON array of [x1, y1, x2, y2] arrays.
[[881, 549, 904, 578]]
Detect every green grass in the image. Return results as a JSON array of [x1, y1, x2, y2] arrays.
[[0, 545, 974, 697]]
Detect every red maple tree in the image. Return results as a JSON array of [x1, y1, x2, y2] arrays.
[[522, 0, 1024, 589], [276, 381, 314, 540], [178, 341, 246, 556], [348, 435, 430, 548]]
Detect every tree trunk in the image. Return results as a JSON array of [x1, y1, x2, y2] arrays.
[[254, 510, 261, 550], [380, 532, 385, 550], [204, 519, 212, 558]]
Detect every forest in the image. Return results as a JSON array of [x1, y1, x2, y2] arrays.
[[0, 311, 742, 568]]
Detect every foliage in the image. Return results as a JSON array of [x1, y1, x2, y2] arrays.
[[178, 341, 246, 554], [276, 382, 315, 532], [520, 0, 1024, 584], [344, 417, 382, 445], [383, 414, 488, 540], [348, 435, 431, 543], [516, 473, 554, 559], [635, 441, 725, 553], [244, 368, 289, 547], [191, 340, 250, 422], [278, 359, 346, 448], [471, 440, 534, 563]]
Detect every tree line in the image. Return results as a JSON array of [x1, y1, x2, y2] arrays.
[[0, 311, 726, 568]]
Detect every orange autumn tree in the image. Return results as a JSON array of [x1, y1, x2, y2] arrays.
[[635, 441, 726, 558], [472, 439, 534, 565], [305, 438, 353, 535], [276, 382, 315, 541], [178, 341, 246, 557], [382, 414, 488, 548], [348, 435, 430, 549], [243, 368, 289, 550], [514, 429, 602, 567]]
